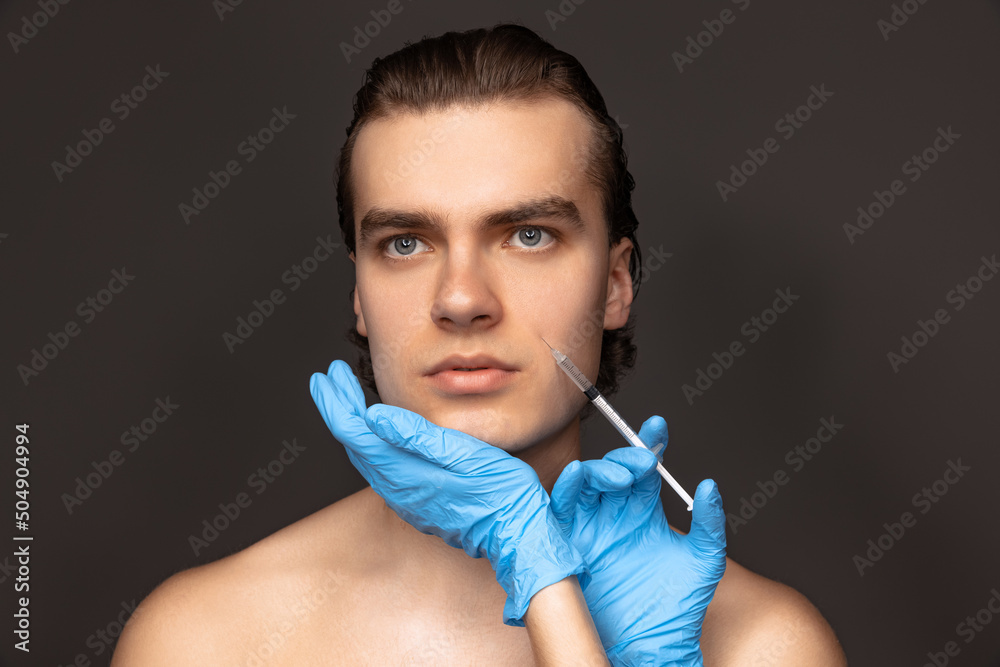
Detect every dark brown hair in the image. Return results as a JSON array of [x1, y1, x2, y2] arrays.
[[335, 22, 642, 412]]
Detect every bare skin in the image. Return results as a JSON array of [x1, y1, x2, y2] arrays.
[[112, 488, 844, 665], [112, 98, 847, 665]]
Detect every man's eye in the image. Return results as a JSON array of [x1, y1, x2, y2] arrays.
[[384, 235, 429, 258], [506, 226, 554, 250]]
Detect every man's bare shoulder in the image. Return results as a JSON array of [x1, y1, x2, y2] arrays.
[[704, 557, 848, 666], [112, 488, 384, 666]]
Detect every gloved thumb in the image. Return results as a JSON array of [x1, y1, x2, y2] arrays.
[[603, 446, 660, 507], [687, 479, 727, 561], [637, 415, 668, 461], [579, 459, 635, 519], [550, 460, 585, 534]]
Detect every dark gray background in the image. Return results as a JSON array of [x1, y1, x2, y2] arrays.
[[2, 0, 998, 664]]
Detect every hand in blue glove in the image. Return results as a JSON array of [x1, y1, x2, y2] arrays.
[[550, 416, 727, 666], [309, 360, 587, 626]]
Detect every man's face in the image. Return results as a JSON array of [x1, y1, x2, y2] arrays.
[[349, 97, 633, 453]]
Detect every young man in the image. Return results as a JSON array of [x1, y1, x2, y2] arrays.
[[113, 24, 847, 665]]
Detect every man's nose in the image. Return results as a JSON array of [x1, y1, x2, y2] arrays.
[[429, 250, 502, 331]]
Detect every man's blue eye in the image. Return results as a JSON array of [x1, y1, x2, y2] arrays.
[[509, 226, 554, 249], [393, 237, 418, 255], [518, 228, 542, 246]]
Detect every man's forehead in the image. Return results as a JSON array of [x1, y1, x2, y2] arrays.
[[350, 97, 599, 236]]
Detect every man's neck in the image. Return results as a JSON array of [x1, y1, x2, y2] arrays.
[[510, 414, 582, 494]]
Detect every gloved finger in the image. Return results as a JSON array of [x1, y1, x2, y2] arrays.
[[580, 459, 634, 517], [550, 460, 585, 534], [309, 373, 361, 437], [309, 371, 383, 484], [315, 360, 362, 420], [326, 359, 367, 416], [310, 371, 365, 444], [603, 445, 662, 507], [316, 366, 445, 479], [637, 415, 668, 461], [603, 446, 658, 478], [364, 403, 490, 470], [687, 479, 727, 562]]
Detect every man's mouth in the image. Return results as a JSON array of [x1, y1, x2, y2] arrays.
[[426, 354, 518, 376], [425, 355, 518, 394]]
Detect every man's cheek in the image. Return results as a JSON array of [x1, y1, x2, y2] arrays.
[[563, 305, 606, 351], [367, 336, 408, 400]]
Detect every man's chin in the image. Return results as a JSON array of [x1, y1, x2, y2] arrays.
[[449, 415, 577, 458], [390, 390, 582, 454], [434, 414, 518, 449], [410, 406, 536, 452]]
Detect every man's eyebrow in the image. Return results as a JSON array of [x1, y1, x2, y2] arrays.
[[357, 196, 587, 247]]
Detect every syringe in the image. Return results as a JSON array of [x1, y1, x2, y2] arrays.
[[543, 338, 695, 511]]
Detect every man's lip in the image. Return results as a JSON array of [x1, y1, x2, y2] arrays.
[[425, 354, 517, 376], [425, 368, 517, 395]]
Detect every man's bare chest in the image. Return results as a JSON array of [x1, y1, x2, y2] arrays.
[[250, 569, 538, 666]]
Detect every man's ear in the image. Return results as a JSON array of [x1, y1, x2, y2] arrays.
[[353, 284, 368, 337], [349, 252, 368, 337], [604, 238, 634, 330]]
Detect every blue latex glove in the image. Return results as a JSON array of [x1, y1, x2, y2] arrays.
[[309, 360, 587, 626], [550, 416, 727, 666]]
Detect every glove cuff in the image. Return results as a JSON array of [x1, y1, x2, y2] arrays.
[[605, 636, 703, 667], [496, 506, 588, 627]]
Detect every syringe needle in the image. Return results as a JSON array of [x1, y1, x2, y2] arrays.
[[544, 339, 695, 510]]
